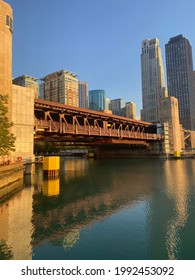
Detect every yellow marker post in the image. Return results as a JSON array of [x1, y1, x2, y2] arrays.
[[43, 156, 60, 177]]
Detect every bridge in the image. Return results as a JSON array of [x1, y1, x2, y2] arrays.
[[34, 99, 163, 147]]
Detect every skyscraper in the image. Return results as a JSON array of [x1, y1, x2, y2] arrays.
[[109, 98, 125, 116], [165, 35, 195, 130], [79, 81, 88, 109], [141, 38, 166, 122], [40, 69, 79, 107], [89, 90, 106, 111], [126, 102, 136, 119], [13, 75, 39, 98]]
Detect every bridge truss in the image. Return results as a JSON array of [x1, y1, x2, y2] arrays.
[[34, 99, 163, 147]]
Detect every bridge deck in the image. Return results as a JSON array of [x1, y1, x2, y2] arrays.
[[34, 99, 163, 144]]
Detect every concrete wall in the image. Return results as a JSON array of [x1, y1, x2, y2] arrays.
[[11, 84, 34, 161], [0, 163, 24, 200], [0, 0, 13, 120]]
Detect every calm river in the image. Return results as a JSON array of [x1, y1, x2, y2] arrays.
[[1, 157, 195, 260]]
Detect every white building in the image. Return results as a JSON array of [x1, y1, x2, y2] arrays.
[[141, 38, 166, 122]]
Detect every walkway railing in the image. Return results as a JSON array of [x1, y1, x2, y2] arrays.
[[35, 119, 163, 141]]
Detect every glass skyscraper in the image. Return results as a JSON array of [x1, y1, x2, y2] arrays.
[[89, 89, 106, 111], [165, 35, 195, 130]]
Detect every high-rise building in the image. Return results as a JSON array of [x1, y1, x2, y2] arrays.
[[0, 0, 13, 119], [126, 102, 136, 119], [165, 35, 195, 130], [109, 98, 125, 116], [105, 97, 110, 110], [88, 89, 106, 111], [40, 69, 79, 107], [79, 81, 88, 109], [141, 38, 166, 122], [13, 75, 39, 98]]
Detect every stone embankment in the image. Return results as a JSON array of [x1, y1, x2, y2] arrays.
[[0, 163, 25, 201]]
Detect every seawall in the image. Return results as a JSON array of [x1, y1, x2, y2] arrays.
[[0, 163, 25, 201]]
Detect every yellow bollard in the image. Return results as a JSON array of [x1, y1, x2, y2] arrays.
[[43, 156, 60, 177]]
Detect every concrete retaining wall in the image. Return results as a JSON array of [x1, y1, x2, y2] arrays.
[[0, 163, 25, 200]]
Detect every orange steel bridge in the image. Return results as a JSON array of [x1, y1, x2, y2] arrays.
[[34, 99, 163, 147]]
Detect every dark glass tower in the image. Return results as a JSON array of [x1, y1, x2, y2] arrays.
[[165, 35, 195, 130]]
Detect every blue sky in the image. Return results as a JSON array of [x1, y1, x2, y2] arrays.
[[6, 0, 195, 116]]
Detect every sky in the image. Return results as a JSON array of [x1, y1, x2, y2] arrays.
[[6, 0, 195, 116]]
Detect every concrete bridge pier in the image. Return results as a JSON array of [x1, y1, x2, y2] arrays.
[[23, 155, 35, 175]]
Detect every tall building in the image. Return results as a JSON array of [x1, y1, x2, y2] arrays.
[[141, 38, 166, 122], [105, 97, 110, 110], [0, 0, 13, 119], [126, 102, 136, 119], [89, 89, 106, 111], [13, 75, 38, 98], [40, 69, 79, 107], [165, 35, 195, 130], [0, 0, 37, 163], [79, 81, 88, 109], [109, 98, 125, 116]]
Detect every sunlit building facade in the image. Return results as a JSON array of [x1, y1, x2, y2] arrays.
[[0, 0, 13, 119], [160, 96, 183, 154], [126, 102, 136, 119], [13, 75, 38, 98], [141, 38, 166, 122], [40, 69, 79, 107]]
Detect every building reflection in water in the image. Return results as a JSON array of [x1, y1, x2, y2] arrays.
[[63, 229, 80, 250], [0, 185, 34, 260], [62, 158, 89, 182], [31, 159, 154, 252], [164, 160, 189, 260]]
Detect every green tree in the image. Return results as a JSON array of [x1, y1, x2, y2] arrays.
[[0, 94, 16, 156]]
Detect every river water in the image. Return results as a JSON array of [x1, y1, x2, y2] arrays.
[[0, 157, 195, 260]]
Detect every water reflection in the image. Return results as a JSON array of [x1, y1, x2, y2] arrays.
[[42, 178, 60, 197], [63, 229, 80, 250], [62, 158, 89, 182], [0, 158, 195, 259], [164, 160, 190, 260], [0, 187, 34, 260], [31, 159, 155, 253]]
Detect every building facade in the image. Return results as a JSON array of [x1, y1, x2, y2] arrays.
[[165, 35, 195, 130], [79, 81, 88, 108], [40, 70, 79, 107], [0, 0, 35, 164], [141, 38, 166, 122], [126, 102, 136, 119], [11, 85, 35, 160], [13, 75, 38, 98], [88, 89, 106, 111], [0, 0, 13, 119], [109, 98, 125, 116], [160, 96, 183, 155]]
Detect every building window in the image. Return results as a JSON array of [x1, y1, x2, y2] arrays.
[[6, 15, 9, 26], [6, 15, 13, 33]]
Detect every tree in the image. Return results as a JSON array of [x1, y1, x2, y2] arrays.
[[0, 94, 16, 156]]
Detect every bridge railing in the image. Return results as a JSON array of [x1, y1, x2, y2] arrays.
[[35, 119, 163, 141]]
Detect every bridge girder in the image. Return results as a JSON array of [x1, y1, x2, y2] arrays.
[[34, 99, 163, 146]]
